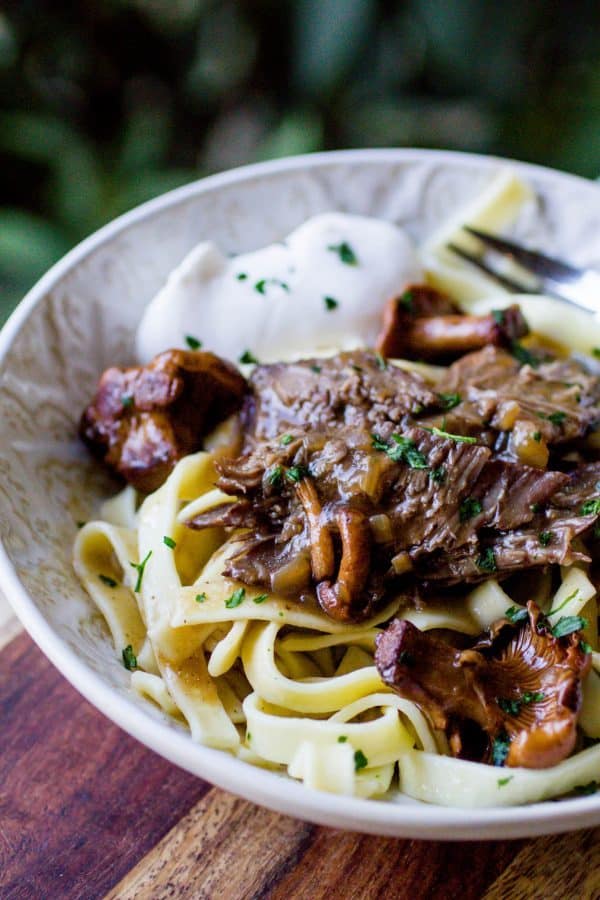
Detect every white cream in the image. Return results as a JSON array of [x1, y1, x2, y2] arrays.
[[135, 213, 422, 365]]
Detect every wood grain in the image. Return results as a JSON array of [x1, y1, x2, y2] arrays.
[[0, 632, 208, 900], [2, 631, 598, 900], [109, 792, 520, 900]]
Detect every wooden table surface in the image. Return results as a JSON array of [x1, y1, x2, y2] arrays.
[[1, 597, 599, 900]]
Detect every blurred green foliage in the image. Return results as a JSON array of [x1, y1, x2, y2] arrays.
[[1, 0, 600, 318]]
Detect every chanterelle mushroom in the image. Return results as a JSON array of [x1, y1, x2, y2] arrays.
[[375, 601, 591, 768]]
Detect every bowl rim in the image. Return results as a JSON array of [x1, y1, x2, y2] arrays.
[[3, 147, 600, 840]]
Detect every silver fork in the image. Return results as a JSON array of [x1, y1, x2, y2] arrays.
[[447, 227, 600, 314]]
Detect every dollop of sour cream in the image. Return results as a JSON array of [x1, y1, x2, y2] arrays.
[[135, 212, 422, 365]]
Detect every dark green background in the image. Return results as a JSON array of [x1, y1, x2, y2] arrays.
[[2, 0, 599, 319]]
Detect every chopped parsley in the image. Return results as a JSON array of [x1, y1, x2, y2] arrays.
[[547, 411, 566, 426], [459, 497, 483, 523], [236, 272, 248, 281], [505, 605, 528, 624], [374, 352, 387, 370], [533, 430, 542, 442], [328, 241, 358, 265], [492, 732, 511, 766], [130, 550, 153, 593], [539, 531, 552, 547], [163, 535, 176, 549], [99, 573, 118, 588], [476, 548, 497, 573], [76, 520, 86, 529], [580, 640, 593, 654], [323, 295, 339, 311], [184, 335, 202, 350], [371, 433, 428, 469], [492, 309, 506, 326], [239, 349, 259, 365], [581, 498, 600, 516], [399, 290, 414, 313], [437, 392, 462, 411], [195, 592, 207, 603], [511, 341, 539, 368], [121, 393, 134, 407], [337, 735, 348, 743], [310, 364, 322, 373], [286, 465, 309, 483], [551, 615, 588, 638], [430, 466, 447, 485], [266, 465, 284, 488], [353, 749, 368, 771], [573, 780, 599, 796], [280, 434, 294, 446], [497, 776, 513, 787], [253, 593, 269, 604], [122, 645, 137, 670], [593, 348, 600, 359], [225, 587, 246, 609], [422, 426, 476, 444], [497, 692, 545, 716], [548, 588, 579, 617], [254, 277, 290, 294]]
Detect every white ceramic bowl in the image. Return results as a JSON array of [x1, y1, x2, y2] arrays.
[[3, 149, 600, 840]]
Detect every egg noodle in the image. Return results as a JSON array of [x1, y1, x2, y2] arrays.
[[74, 172, 600, 807]]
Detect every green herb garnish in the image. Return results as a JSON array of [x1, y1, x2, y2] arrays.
[[280, 434, 294, 446], [99, 574, 118, 588], [354, 749, 368, 771], [551, 616, 588, 638], [130, 550, 153, 593], [374, 352, 387, 370], [511, 341, 539, 368], [422, 426, 477, 444], [459, 497, 483, 523], [548, 588, 579, 617], [497, 776, 513, 787], [539, 531, 552, 547], [122, 645, 137, 670], [437, 392, 462, 411], [163, 535, 176, 549], [581, 498, 600, 516], [530, 502, 541, 513], [184, 335, 202, 350], [430, 466, 447, 485], [236, 272, 248, 281], [239, 349, 259, 365], [492, 732, 511, 766], [476, 548, 497, 573], [328, 241, 358, 265], [533, 431, 542, 442], [121, 393, 134, 407], [371, 433, 428, 469], [253, 594, 269, 604], [254, 277, 290, 295], [195, 592, 207, 603], [323, 296, 339, 311], [225, 588, 246, 609], [573, 780, 599, 796], [286, 465, 309, 483], [492, 309, 506, 326], [338, 735, 348, 743], [505, 605, 528, 624], [266, 465, 284, 488], [399, 290, 414, 313], [497, 692, 545, 716], [580, 640, 593, 654], [547, 411, 566, 426], [310, 364, 322, 373]]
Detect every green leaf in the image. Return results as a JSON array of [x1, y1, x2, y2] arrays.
[[551, 616, 588, 638]]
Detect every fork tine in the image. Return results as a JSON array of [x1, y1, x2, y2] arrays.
[[446, 243, 533, 293], [463, 227, 582, 282]]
